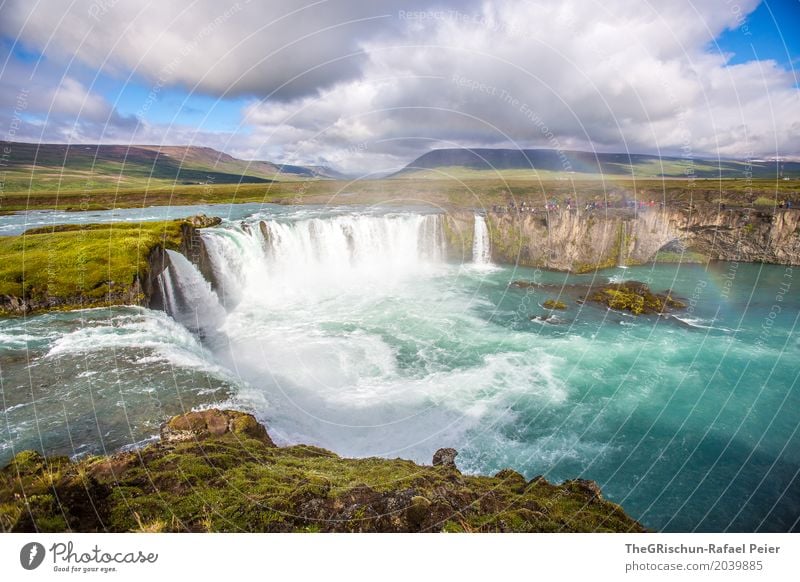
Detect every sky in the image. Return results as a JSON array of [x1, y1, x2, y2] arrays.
[[0, 0, 798, 175]]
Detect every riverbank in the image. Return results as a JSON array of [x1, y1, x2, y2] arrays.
[[0, 409, 645, 533], [2, 203, 799, 316], [0, 217, 219, 315], [1, 214, 796, 531]]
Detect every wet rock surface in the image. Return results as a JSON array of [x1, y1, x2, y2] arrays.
[[583, 281, 686, 315]]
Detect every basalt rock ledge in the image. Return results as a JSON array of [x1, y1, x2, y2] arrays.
[[444, 206, 800, 272]]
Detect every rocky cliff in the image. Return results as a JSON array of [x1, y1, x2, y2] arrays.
[[0, 215, 219, 316], [145, 215, 221, 312], [0, 409, 645, 533], [446, 207, 800, 272]]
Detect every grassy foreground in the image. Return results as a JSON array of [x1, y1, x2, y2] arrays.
[[0, 221, 185, 314], [0, 410, 645, 533]]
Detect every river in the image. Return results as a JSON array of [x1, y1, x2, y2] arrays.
[[1, 204, 798, 532]]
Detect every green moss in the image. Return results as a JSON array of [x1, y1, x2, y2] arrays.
[[574, 255, 617, 274], [542, 299, 567, 310], [0, 411, 647, 533], [601, 289, 645, 314], [587, 281, 685, 315], [8, 450, 47, 472], [753, 196, 775, 207], [653, 251, 709, 264], [0, 220, 186, 314], [486, 214, 530, 263]]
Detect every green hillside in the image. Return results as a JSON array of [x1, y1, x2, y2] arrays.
[[0, 142, 340, 192], [392, 148, 800, 180]]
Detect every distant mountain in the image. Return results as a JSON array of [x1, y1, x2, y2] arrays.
[[392, 148, 800, 179], [0, 142, 342, 192], [303, 165, 352, 180]]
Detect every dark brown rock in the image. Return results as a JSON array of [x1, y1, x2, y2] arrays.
[[432, 448, 458, 469], [406, 495, 432, 528]]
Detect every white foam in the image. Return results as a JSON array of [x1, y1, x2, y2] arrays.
[[171, 212, 577, 460], [46, 310, 200, 356], [3, 402, 30, 413], [472, 214, 493, 265], [202, 213, 446, 308], [43, 308, 236, 382], [162, 250, 226, 333], [672, 315, 734, 332]]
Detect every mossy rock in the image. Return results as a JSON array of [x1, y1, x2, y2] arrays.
[[0, 409, 646, 533], [185, 214, 222, 228], [586, 281, 687, 315], [160, 409, 274, 446], [543, 299, 567, 310], [0, 219, 189, 314], [494, 468, 527, 493]]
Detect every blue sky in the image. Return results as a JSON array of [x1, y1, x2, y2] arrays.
[[715, 0, 800, 74], [0, 39, 248, 134], [0, 0, 798, 170], [104, 83, 250, 134]]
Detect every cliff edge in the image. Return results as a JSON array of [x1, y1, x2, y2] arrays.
[[0, 215, 219, 316], [445, 207, 800, 272], [0, 409, 645, 533]]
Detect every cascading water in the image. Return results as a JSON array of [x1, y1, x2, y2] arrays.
[[3, 203, 799, 533], [188, 211, 524, 457], [159, 250, 226, 333], [201, 213, 446, 307], [472, 214, 492, 265], [617, 222, 629, 268], [158, 266, 178, 315]]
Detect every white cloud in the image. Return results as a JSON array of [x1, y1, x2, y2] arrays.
[[239, 0, 799, 172], [0, 0, 470, 100], [2, 0, 798, 172], [51, 78, 112, 119]]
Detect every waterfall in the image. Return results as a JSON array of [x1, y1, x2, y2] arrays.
[[159, 250, 226, 333], [158, 266, 178, 315], [200, 213, 446, 308], [198, 225, 268, 309], [617, 222, 629, 268], [472, 214, 492, 264]]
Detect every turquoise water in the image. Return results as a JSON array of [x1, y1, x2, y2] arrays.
[[471, 261, 800, 532], [0, 307, 237, 459], [1, 207, 798, 532]]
